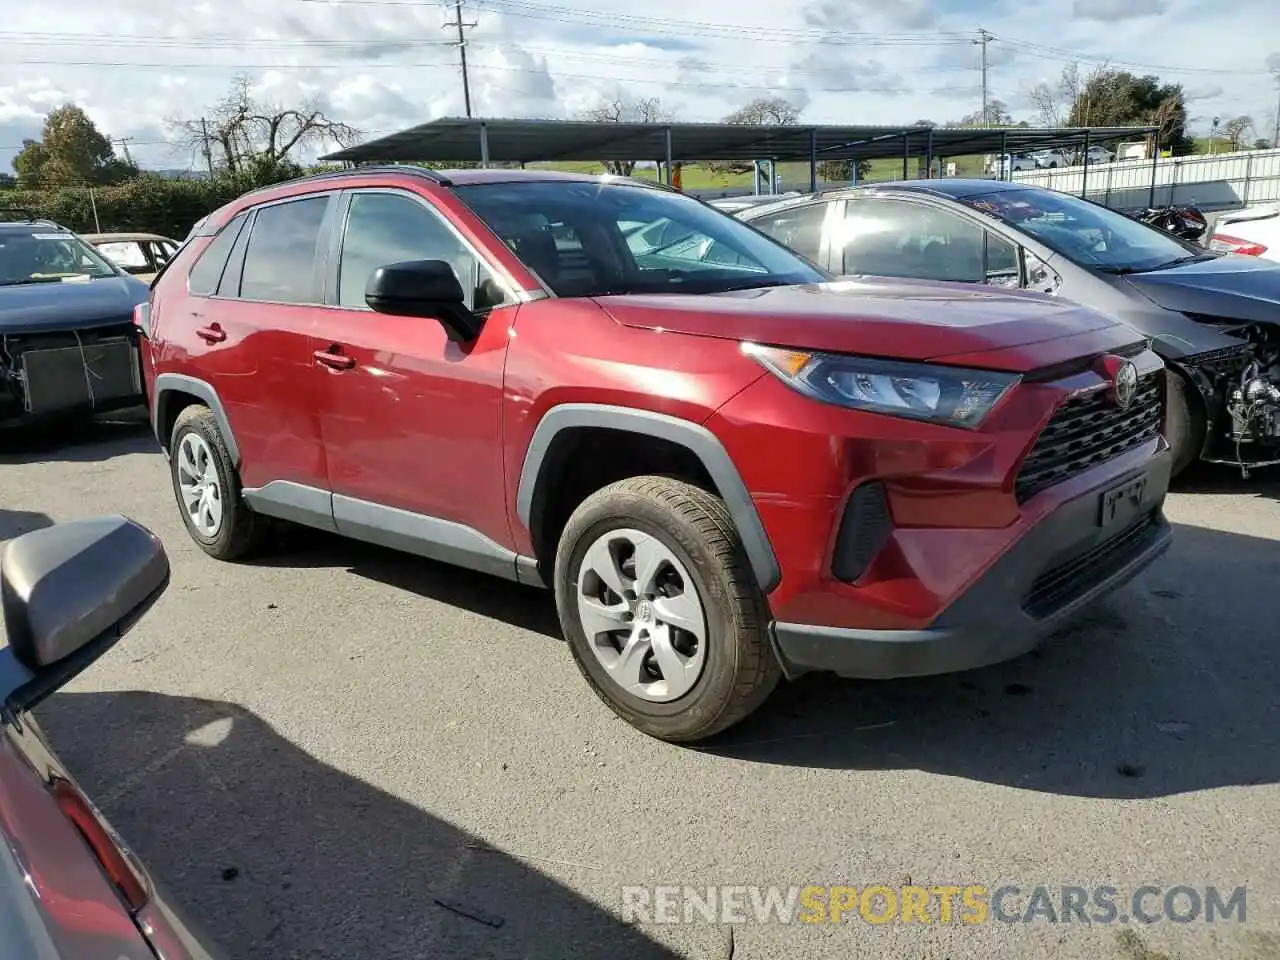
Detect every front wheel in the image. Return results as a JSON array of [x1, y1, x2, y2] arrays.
[[554, 476, 781, 743], [1165, 370, 1206, 479]]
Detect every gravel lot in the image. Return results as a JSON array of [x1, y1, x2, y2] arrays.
[[3, 412, 1278, 960]]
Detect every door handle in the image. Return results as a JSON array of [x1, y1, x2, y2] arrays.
[[195, 324, 226, 343], [314, 347, 356, 371]]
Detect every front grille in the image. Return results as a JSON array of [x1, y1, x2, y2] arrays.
[[1022, 514, 1155, 619], [1014, 371, 1164, 504], [1183, 343, 1250, 379]]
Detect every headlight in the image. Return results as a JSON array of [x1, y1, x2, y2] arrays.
[[743, 343, 1020, 429]]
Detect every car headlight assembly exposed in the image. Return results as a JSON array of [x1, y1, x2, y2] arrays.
[[742, 343, 1020, 429]]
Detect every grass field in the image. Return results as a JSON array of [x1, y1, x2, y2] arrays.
[[528, 154, 990, 190], [526, 137, 1249, 194]]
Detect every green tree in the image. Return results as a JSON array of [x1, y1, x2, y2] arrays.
[[816, 159, 871, 182], [1066, 70, 1194, 155], [11, 104, 137, 188]]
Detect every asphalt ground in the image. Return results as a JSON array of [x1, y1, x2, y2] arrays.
[[2, 411, 1278, 960]]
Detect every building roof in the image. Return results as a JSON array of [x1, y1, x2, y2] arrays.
[[321, 117, 1158, 165]]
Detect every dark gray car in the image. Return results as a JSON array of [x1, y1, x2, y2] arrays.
[[737, 180, 1280, 478]]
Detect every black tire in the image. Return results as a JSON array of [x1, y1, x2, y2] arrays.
[[554, 476, 781, 743], [169, 404, 265, 560], [1165, 370, 1205, 479]]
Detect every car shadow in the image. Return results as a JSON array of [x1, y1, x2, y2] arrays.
[[0, 507, 54, 543], [37, 690, 681, 960], [1172, 459, 1280, 502], [703, 521, 1280, 799], [248, 525, 563, 639], [0, 408, 158, 465]]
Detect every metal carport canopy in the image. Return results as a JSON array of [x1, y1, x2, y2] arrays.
[[320, 117, 1158, 164]]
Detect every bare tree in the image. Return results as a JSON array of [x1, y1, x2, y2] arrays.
[[707, 97, 802, 177], [170, 74, 360, 180], [578, 94, 669, 175], [1027, 61, 1110, 127], [1223, 115, 1254, 151]]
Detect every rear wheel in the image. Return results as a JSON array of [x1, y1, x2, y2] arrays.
[[1165, 370, 1206, 479], [169, 405, 266, 560], [554, 476, 781, 743]]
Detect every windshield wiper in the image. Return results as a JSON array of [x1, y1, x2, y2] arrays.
[[1103, 252, 1218, 275], [713, 277, 797, 293]]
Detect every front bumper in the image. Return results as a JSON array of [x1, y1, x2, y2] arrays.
[[0, 324, 143, 427], [771, 447, 1174, 680]]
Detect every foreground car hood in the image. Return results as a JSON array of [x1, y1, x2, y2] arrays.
[[0, 276, 149, 333], [1123, 254, 1280, 325], [595, 279, 1120, 362]]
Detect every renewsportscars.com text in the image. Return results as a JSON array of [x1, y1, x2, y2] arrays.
[[620, 884, 1247, 926]]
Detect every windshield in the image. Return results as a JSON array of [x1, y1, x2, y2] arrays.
[[0, 230, 120, 286], [454, 180, 826, 297], [959, 189, 1207, 273]]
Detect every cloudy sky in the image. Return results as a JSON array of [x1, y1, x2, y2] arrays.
[[2, 0, 1278, 174]]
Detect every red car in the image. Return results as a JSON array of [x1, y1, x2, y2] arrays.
[[1, 515, 221, 958], [138, 168, 1173, 742]]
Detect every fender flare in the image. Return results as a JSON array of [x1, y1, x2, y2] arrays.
[[514, 403, 781, 593], [152, 373, 241, 466]]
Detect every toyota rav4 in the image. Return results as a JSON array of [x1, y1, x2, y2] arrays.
[[137, 167, 1174, 742]]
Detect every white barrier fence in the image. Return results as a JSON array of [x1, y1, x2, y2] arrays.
[[1011, 147, 1280, 212]]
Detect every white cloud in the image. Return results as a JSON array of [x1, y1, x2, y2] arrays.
[[2, 0, 1278, 174]]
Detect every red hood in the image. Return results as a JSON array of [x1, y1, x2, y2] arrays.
[[593, 279, 1124, 367]]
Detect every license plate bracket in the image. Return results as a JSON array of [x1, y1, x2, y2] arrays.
[[1098, 473, 1148, 530]]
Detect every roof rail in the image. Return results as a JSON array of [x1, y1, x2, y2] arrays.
[[235, 164, 454, 202]]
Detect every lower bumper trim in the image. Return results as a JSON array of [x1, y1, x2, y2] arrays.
[[771, 453, 1174, 681]]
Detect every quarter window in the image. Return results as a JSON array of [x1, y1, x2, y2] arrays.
[[337, 191, 503, 311], [188, 213, 248, 296], [239, 196, 329, 304]]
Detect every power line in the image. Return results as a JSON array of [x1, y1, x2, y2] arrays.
[[0, 56, 942, 97], [5, 26, 1272, 78], [281, 0, 976, 46]]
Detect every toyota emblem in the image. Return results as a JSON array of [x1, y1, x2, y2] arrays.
[[1113, 360, 1138, 410]]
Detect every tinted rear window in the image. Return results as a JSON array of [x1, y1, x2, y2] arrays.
[[239, 197, 329, 303]]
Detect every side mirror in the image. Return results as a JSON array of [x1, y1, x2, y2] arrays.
[[1, 516, 169, 712], [365, 259, 484, 343], [1023, 251, 1062, 295]]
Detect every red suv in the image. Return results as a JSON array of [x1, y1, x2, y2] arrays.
[[138, 167, 1173, 742]]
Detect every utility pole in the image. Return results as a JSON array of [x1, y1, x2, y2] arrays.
[[1272, 74, 1280, 149], [199, 118, 215, 178], [974, 28, 995, 125], [443, 0, 477, 118], [115, 136, 135, 167]]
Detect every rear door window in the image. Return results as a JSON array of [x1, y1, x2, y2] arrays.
[[239, 196, 330, 304], [839, 199, 1019, 285], [96, 240, 151, 273], [188, 213, 249, 296]]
